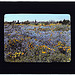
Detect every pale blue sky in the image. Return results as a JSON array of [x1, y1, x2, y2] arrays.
[[4, 14, 70, 22]]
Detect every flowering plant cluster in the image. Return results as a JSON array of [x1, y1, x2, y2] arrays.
[[4, 24, 71, 62]]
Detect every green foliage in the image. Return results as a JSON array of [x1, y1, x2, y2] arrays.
[[24, 20, 30, 25], [5, 46, 71, 62], [53, 25, 70, 31], [47, 50, 70, 62], [62, 19, 70, 25]]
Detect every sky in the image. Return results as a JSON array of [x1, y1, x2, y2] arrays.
[[0, 74, 74, 75], [4, 14, 70, 22]]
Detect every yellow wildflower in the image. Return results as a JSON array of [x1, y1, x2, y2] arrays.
[[69, 58, 71, 61], [51, 49, 55, 51], [12, 56, 14, 58], [50, 34, 52, 37], [35, 39, 37, 41], [16, 39, 19, 42], [8, 34, 11, 36], [9, 40, 11, 42], [42, 51, 46, 54], [36, 45, 38, 46], [39, 33, 41, 34], [5, 44, 7, 48], [58, 41, 62, 45], [67, 50, 69, 53], [12, 43, 14, 45], [45, 46, 48, 48], [15, 31, 17, 33], [21, 38, 23, 40], [67, 48, 70, 51], [25, 47, 27, 49], [36, 52, 38, 54], [17, 53, 19, 54], [65, 46, 67, 48], [68, 46, 70, 48], [8, 52, 11, 55], [13, 40, 16, 43], [63, 48, 65, 51], [19, 52, 21, 54], [55, 45, 58, 46], [21, 52, 24, 55], [7, 54, 9, 55], [53, 46, 55, 48], [48, 48, 51, 50], [48, 39, 51, 41], [60, 32, 62, 34], [61, 44, 64, 46], [15, 52, 17, 54], [58, 43, 60, 45], [29, 48, 31, 50], [15, 55, 16, 58], [58, 41, 62, 44], [59, 46, 62, 48]]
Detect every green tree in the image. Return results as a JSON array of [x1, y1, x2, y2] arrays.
[[62, 19, 70, 25]]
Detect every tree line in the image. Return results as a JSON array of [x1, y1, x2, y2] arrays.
[[4, 19, 70, 25]]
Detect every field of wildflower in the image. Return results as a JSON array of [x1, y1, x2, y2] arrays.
[[4, 23, 71, 62]]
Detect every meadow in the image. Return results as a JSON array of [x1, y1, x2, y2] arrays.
[[4, 23, 71, 62]]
